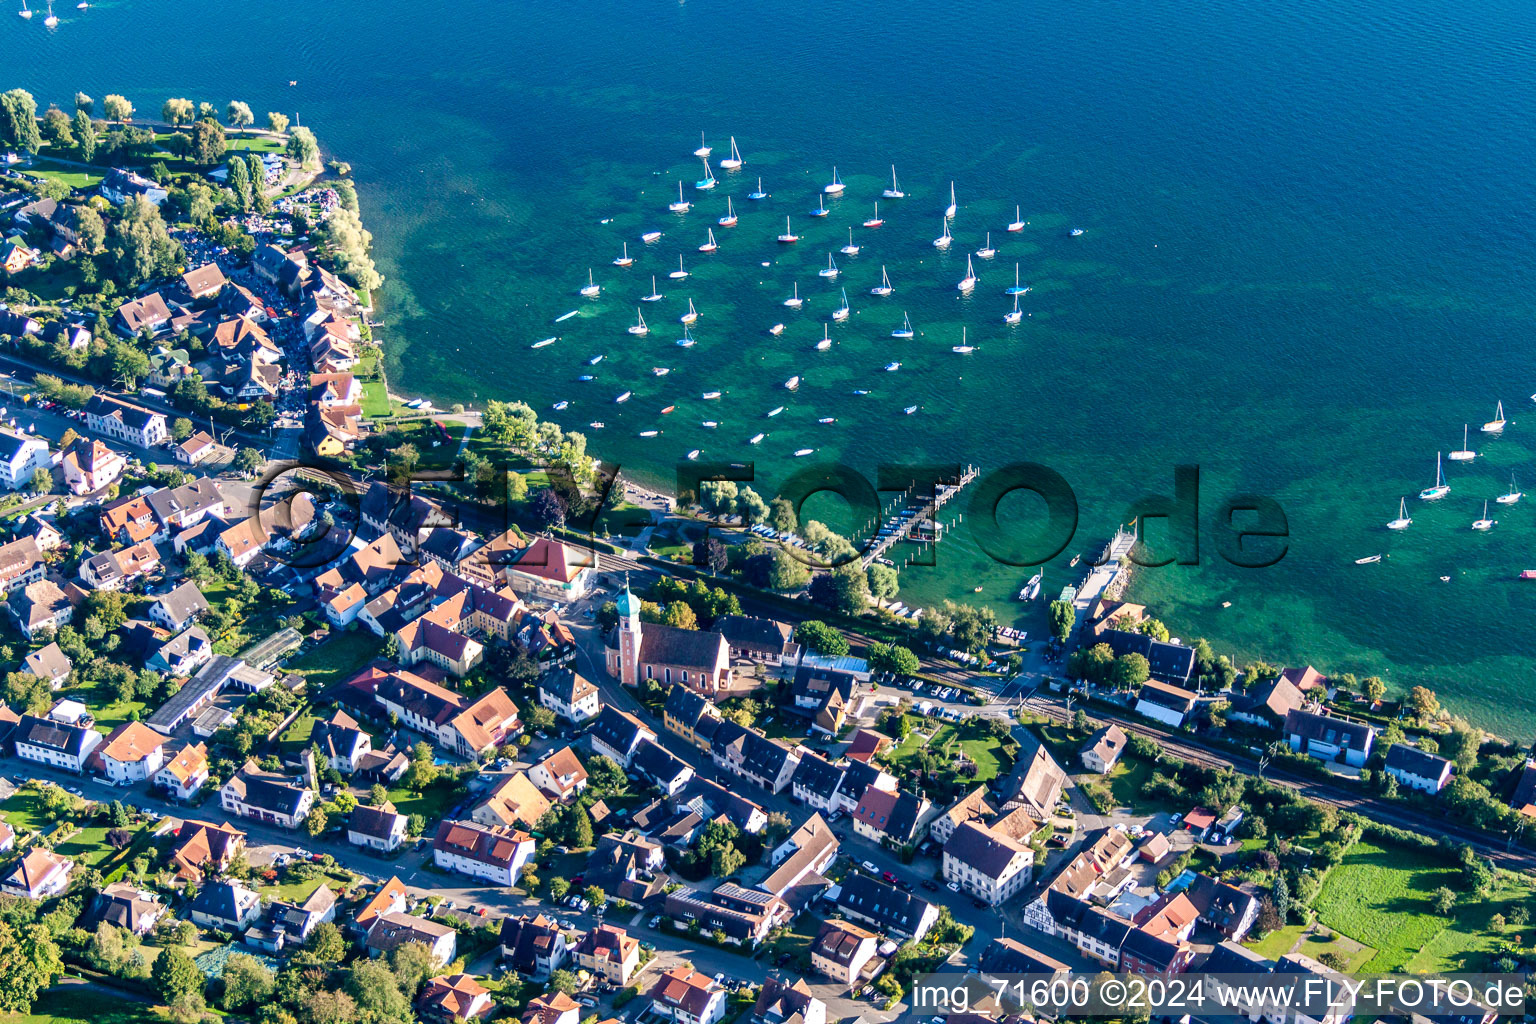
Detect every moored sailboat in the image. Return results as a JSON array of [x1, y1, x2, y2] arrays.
[[883, 165, 905, 199], [777, 216, 799, 243], [1008, 205, 1025, 232], [626, 310, 649, 336], [694, 160, 717, 190], [841, 228, 860, 256], [1419, 452, 1450, 500], [892, 312, 914, 339], [933, 217, 952, 248], [957, 254, 978, 292], [1498, 473, 1523, 505], [699, 228, 718, 252], [1386, 497, 1412, 530], [864, 203, 884, 228], [832, 288, 851, 321], [718, 197, 738, 227], [679, 298, 699, 324], [1472, 500, 1496, 531], [824, 166, 845, 195], [871, 266, 893, 296], [668, 181, 691, 212], [669, 255, 690, 279], [748, 177, 769, 200], [819, 253, 840, 279], [1448, 424, 1476, 461], [1482, 400, 1506, 433], [579, 269, 600, 297], [719, 136, 743, 170], [945, 181, 957, 219], [613, 242, 635, 266]]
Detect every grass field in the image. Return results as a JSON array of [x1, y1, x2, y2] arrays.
[[284, 629, 385, 692], [5, 985, 161, 1024], [27, 161, 106, 190], [226, 136, 285, 154]]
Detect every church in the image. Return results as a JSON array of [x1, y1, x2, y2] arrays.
[[604, 583, 732, 694]]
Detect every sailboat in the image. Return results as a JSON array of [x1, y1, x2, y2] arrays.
[[669, 182, 692, 212], [871, 266, 893, 296], [642, 276, 664, 302], [892, 312, 914, 339], [699, 228, 719, 252], [832, 288, 851, 321], [945, 181, 957, 219], [933, 217, 952, 249], [1482, 400, 1506, 433], [580, 270, 600, 297], [976, 232, 996, 259], [627, 310, 649, 336], [613, 243, 634, 267], [1386, 497, 1412, 530], [669, 255, 690, 280], [1004, 294, 1023, 324], [695, 160, 717, 190], [883, 165, 906, 199], [819, 253, 840, 279], [809, 196, 829, 217], [676, 325, 696, 348], [1472, 500, 1496, 531], [957, 254, 978, 292], [824, 167, 845, 195], [1498, 473, 1523, 505], [1419, 452, 1450, 500], [784, 283, 804, 309], [1006, 263, 1030, 295], [777, 217, 799, 243], [17, 0, 31, 18], [1448, 424, 1476, 461], [952, 327, 975, 354], [864, 203, 884, 228], [816, 325, 832, 350], [841, 228, 860, 256], [41, 0, 53, 25], [748, 177, 769, 200], [679, 299, 699, 325], [693, 132, 711, 158], [719, 136, 743, 170], [1008, 205, 1025, 232], [718, 197, 738, 227]]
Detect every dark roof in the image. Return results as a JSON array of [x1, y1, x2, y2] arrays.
[[1184, 874, 1258, 936], [189, 880, 253, 923], [1076, 905, 1134, 950], [663, 684, 713, 728], [790, 751, 845, 800], [590, 705, 651, 756], [836, 873, 935, 935], [979, 936, 1070, 975], [792, 663, 856, 705], [1120, 927, 1186, 971], [1103, 629, 1197, 685], [348, 804, 404, 840], [1384, 743, 1453, 780], [1284, 708, 1373, 751], [674, 777, 763, 832], [1201, 939, 1274, 975], [16, 715, 94, 756], [714, 614, 790, 651], [631, 738, 692, 786], [636, 622, 728, 670], [1233, 675, 1306, 722], [155, 581, 210, 624]]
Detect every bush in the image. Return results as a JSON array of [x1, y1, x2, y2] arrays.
[[613, 987, 639, 1009]]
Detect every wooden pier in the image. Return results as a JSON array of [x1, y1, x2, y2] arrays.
[[860, 465, 981, 568]]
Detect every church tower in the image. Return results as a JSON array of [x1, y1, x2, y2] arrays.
[[615, 579, 643, 687]]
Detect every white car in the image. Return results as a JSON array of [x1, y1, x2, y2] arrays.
[[946, 881, 961, 893], [862, 860, 880, 874]]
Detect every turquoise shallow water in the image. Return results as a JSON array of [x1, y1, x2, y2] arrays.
[[11, 0, 1536, 734]]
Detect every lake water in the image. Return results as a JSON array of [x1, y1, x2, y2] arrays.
[[11, 0, 1536, 735]]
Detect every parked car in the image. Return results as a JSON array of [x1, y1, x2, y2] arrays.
[[881, 870, 897, 883], [862, 860, 880, 874], [946, 881, 961, 892]]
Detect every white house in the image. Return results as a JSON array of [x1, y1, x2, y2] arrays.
[[1080, 725, 1127, 774], [0, 849, 72, 899], [15, 714, 101, 772], [84, 394, 168, 448], [221, 760, 315, 828], [649, 966, 726, 1024], [347, 804, 408, 852], [1384, 744, 1455, 794], [99, 722, 168, 784], [0, 429, 51, 490], [154, 742, 210, 801], [1285, 708, 1375, 768], [536, 670, 600, 723], [1134, 681, 1199, 728], [432, 820, 534, 886], [942, 820, 1034, 906]]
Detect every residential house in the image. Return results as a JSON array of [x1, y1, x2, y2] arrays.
[[175, 432, 218, 465], [505, 535, 593, 602], [572, 924, 639, 985], [79, 539, 160, 590], [810, 919, 877, 991], [0, 849, 72, 899], [1384, 744, 1455, 794], [188, 880, 262, 932], [84, 395, 168, 448], [583, 831, 669, 904], [93, 883, 167, 935], [347, 804, 408, 852], [373, 673, 520, 758], [15, 713, 101, 771], [155, 743, 211, 802], [930, 786, 1000, 846], [0, 537, 44, 595], [418, 975, 495, 1023], [98, 721, 168, 784], [62, 438, 125, 495], [145, 626, 213, 677], [1228, 674, 1307, 730], [114, 292, 173, 336], [181, 263, 227, 301], [167, 818, 244, 883], [0, 429, 51, 491], [1081, 725, 1128, 773], [146, 477, 225, 533], [248, 884, 337, 951], [759, 813, 838, 900], [220, 759, 315, 828], [527, 746, 588, 803], [101, 168, 168, 206], [365, 911, 457, 964], [1119, 927, 1194, 976], [1285, 708, 1375, 767], [21, 642, 71, 688], [673, 777, 768, 834], [711, 721, 801, 793], [714, 614, 796, 664], [852, 786, 931, 848], [978, 936, 1070, 977], [752, 979, 825, 1024], [1185, 874, 1260, 942], [589, 704, 657, 767], [844, 728, 892, 765], [0, 235, 39, 274], [310, 710, 372, 774], [537, 669, 600, 723], [1103, 629, 1197, 686], [352, 876, 409, 936], [662, 684, 723, 752], [943, 819, 1034, 906], [432, 820, 535, 886], [835, 873, 940, 941], [150, 581, 210, 632], [1134, 680, 1200, 728], [632, 738, 696, 796], [789, 751, 849, 813], [523, 992, 581, 1024], [650, 967, 727, 1024], [500, 912, 568, 980], [472, 772, 552, 830], [997, 737, 1067, 820]]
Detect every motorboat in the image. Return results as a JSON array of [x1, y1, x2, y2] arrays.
[[768, 406, 785, 417], [614, 391, 632, 403], [795, 448, 815, 457], [640, 231, 662, 243], [687, 449, 702, 460], [749, 432, 765, 445], [818, 416, 837, 424], [638, 429, 659, 437], [702, 390, 722, 400], [652, 367, 671, 377], [552, 401, 569, 411], [769, 323, 786, 336], [530, 337, 558, 349], [587, 354, 605, 365], [884, 361, 901, 372], [784, 376, 800, 390], [903, 405, 918, 415]]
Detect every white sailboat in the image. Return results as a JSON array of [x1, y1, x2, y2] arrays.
[[952, 327, 975, 354], [892, 312, 914, 339], [933, 217, 952, 249], [841, 228, 860, 256], [1004, 293, 1023, 324], [976, 232, 996, 259], [627, 310, 649, 336], [778, 216, 799, 243], [1386, 497, 1412, 530], [693, 132, 711, 158], [784, 283, 804, 309], [669, 255, 690, 279], [613, 242, 634, 266], [864, 203, 884, 228], [1482, 400, 1506, 433], [809, 196, 829, 217], [749, 177, 769, 200], [832, 288, 851, 321], [1008, 205, 1025, 232], [699, 228, 719, 252], [1472, 500, 1496, 531], [957, 254, 978, 292], [694, 159, 717, 190], [718, 197, 738, 227], [668, 182, 691, 213], [1448, 424, 1476, 461], [1006, 263, 1030, 295], [719, 136, 744, 170], [579, 269, 600, 298], [945, 181, 957, 219], [1419, 452, 1450, 500], [816, 325, 832, 350], [17, 0, 31, 18], [871, 266, 893, 296], [41, 0, 53, 25], [824, 166, 845, 195], [676, 326, 696, 348], [883, 165, 906, 199], [1498, 473, 1523, 505], [642, 276, 664, 302], [679, 299, 699, 324], [819, 253, 840, 279]]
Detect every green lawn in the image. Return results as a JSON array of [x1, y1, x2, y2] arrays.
[[0, 788, 52, 835], [258, 873, 349, 904], [387, 775, 461, 823], [226, 136, 285, 154], [284, 629, 386, 691], [52, 826, 118, 868], [27, 161, 106, 190], [1247, 923, 1307, 961], [3, 985, 160, 1024]]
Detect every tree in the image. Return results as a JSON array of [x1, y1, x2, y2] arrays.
[[72, 109, 95, 161], [569, 805, 594, 849], [170, 417, 194, 442], [226, 101, 254, 127], [151, 945, 202, 1003], [549, 970, 580, 996], [736, 487, 769, 525], [0, 90, 41, 155], [72, 205, 105, 253], [303, 921, 347, 964], [1361, 675, 1387, 704], [812, 563, 869, 616], [302, 989, 358, 1024], [110, 195, 182, 289], [226, 156, 252, 210], [766, 550, 810, 590], [103, 94, 134, 122], [110, 341, 151, 389], [1440, 721, 1482, 774], [220, 952, 274, 1011], [348, 960, 411, 1021], [662, 601, 698, 630], [41, 107, 74, 149], [162, 98, 194, 125], [768, 497, 798, 534], [583, 885, 607, 910], [388, 940, 442, 995], [304, 805, 328, 838], [866, 563, 899, 606], [1408, 686, 1441, 721], [794, 620, 849, 657], [1048, 600, 1076, 642], [529, 487, 568, 529], [711, 843, 746, 878], [266, 111, 289, 134], [1432, 886, 1457, 915], [548, 877, 570, 900], [286, 125, 321, 170], [867, 642, 920, 678], [28, 469, 50, 495], [0, 922, 62, 1013], [699, 480, 738, 516], [188, 120, 226, 165], [235, 447, 263, 476], [693, 537, 727, 573], [1113, 653, 1151, 691], [403, 750, 438, 793], [74, 92, 93, 114], [1272, 874, 1291, 923]]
